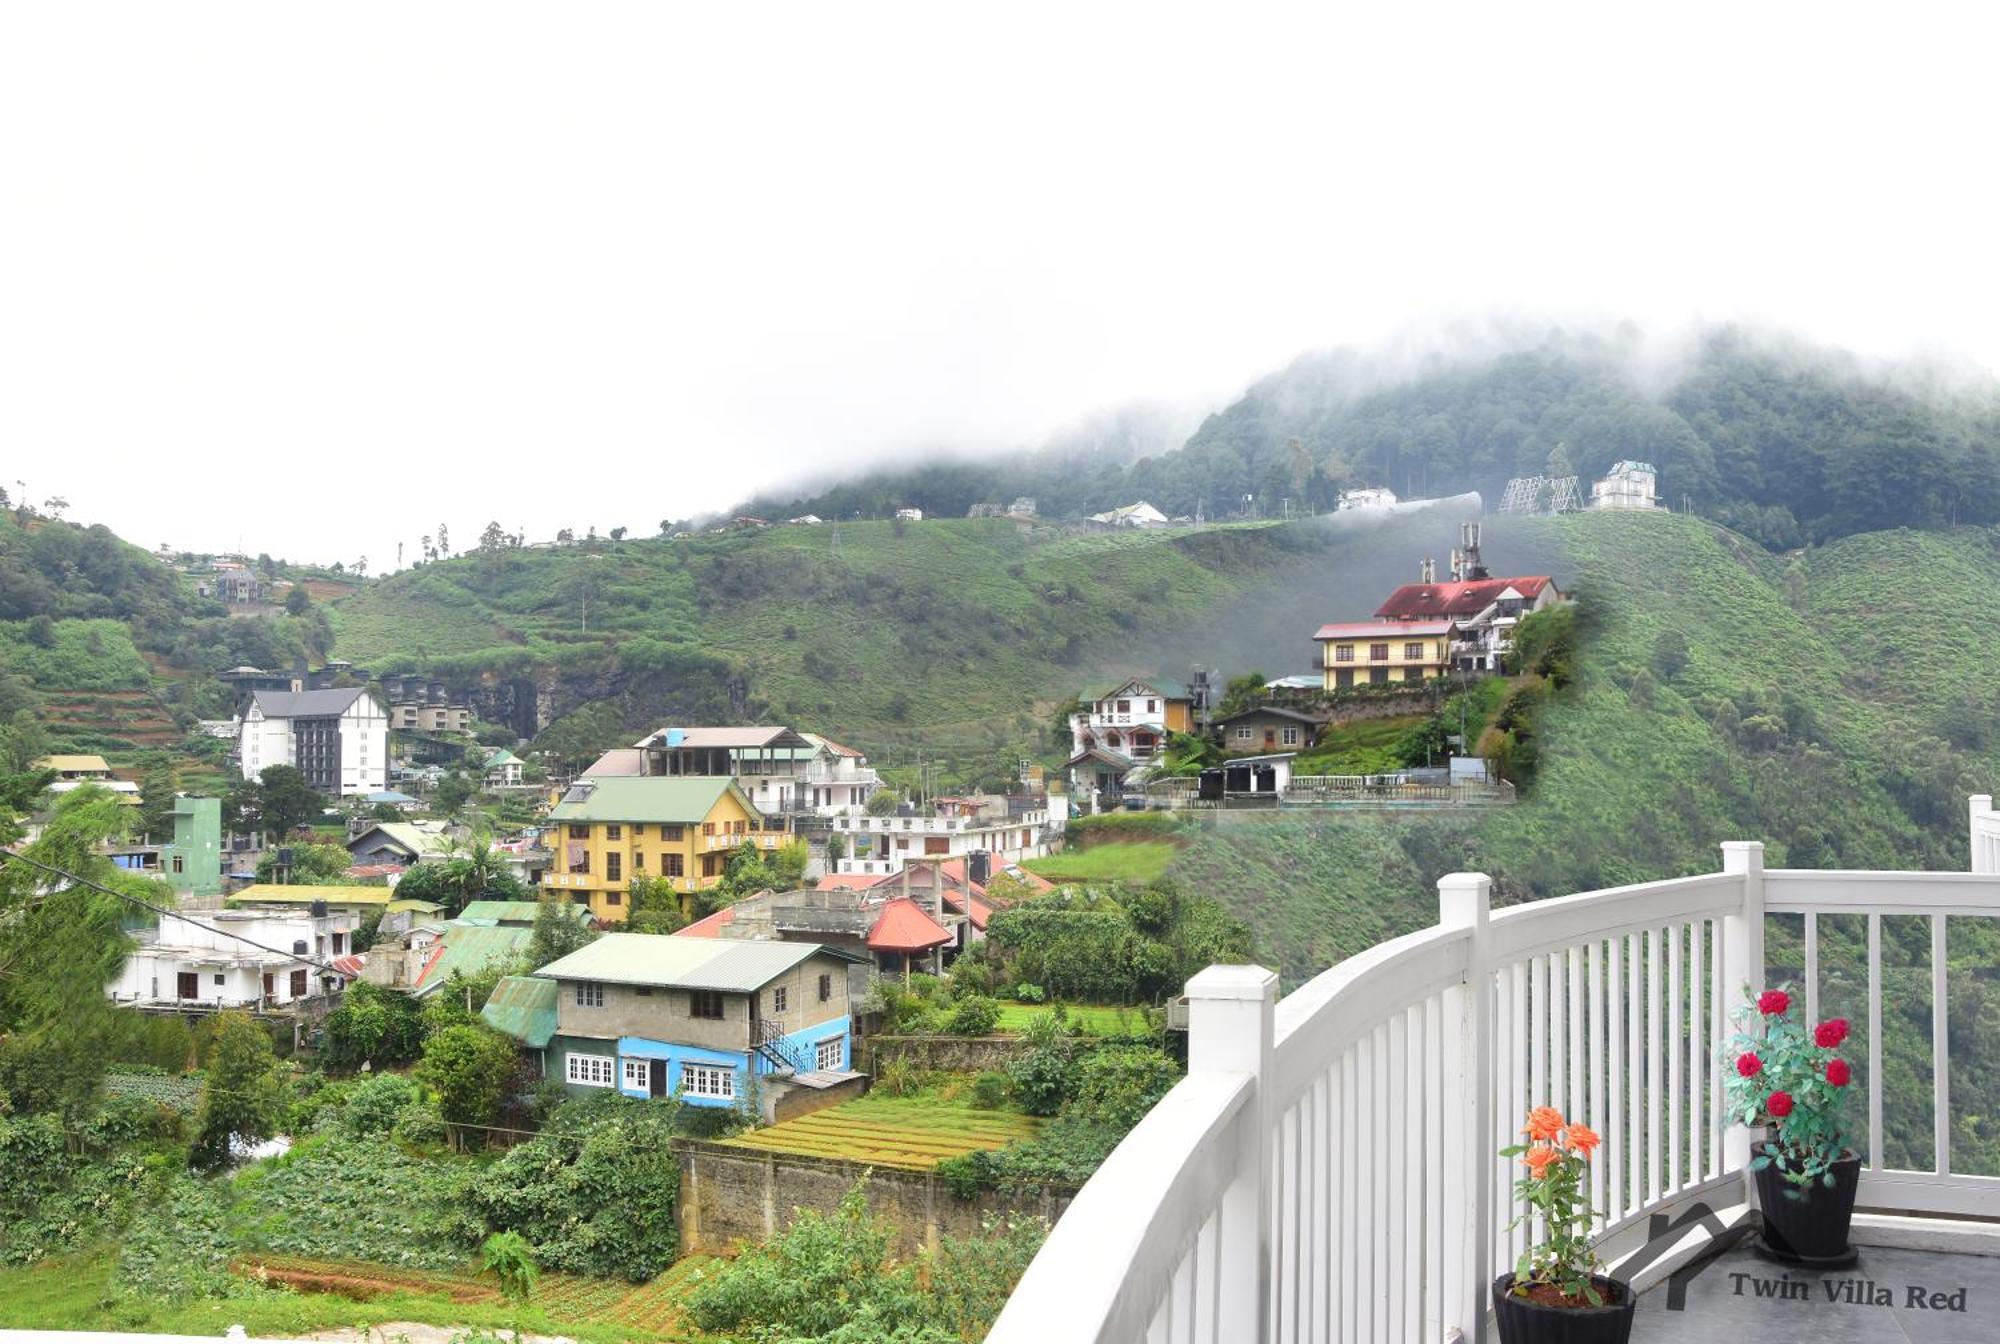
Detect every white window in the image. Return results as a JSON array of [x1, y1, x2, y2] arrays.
[[1282, 726, 1300, 746], [815, 1036, 845, 1071], [566, 1053, 614, 1087], [1234, 726, 1253, 741], [574, 981, 604, 1008], [622, 1058, 650, 1091], [772, 986, 788, 1014], [681, 1064, 735, 1099]]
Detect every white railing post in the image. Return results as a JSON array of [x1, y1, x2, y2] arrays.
[[1436, 872, 1491, 1343], [1718, 841, 1764, 1202], [1970, 794, 1994, 874], [1186, 964, 1278, 1341]]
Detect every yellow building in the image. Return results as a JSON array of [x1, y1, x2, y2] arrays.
[[1313, 620, 1454, 690], [542, 776, 777, 923]]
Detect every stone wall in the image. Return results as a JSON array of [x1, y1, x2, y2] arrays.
[[857, 1033, 1032, 1075], [677, 1141, 1073, 1258]]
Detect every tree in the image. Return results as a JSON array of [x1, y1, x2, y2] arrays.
[[283, 585, 311, 616], [555, 528, 574, 545], [190, 1012, 282, 1169], [0, 788, 150, 1119], [433, 770, 475, 814], [255, 840, 351, 884], [480, 520, 506, 551], [626, 875, 687, 933], [528, 896, 599, 967], [418, 1024, 518, 1148], [137, 758, 178, 842], [1216, 671, 1267, 719], [437, 839, 525, 914], [255, 765, 323, 838], [609, 526, 627, 542], [436, 523, 451, 557]]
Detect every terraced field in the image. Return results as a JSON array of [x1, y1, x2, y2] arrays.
[[231, 1251, 724, 1336], [718, 1094, 1043, 1170]]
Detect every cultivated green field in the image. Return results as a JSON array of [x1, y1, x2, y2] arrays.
[[1025, 840, 1180, 886], [719, 1092, 1044, 1170]]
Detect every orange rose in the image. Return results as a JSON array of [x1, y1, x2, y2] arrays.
[[1522, 1144, 1561, 1178], [1522, 1106, 1564, 1142], [1564, 1123, 1600, 1156]]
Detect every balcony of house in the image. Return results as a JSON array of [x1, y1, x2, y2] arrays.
[[832, 809, 1048, 836], [702, 829, 785, 851], [987, 794, 2000, 1344]]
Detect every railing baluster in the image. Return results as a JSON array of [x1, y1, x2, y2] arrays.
[[1404, 1004, 1424, 1344], [1531, 951, 1549, 1111], [1867, 912, 1883, 1172], [1277, 1096, 1298, 1340], [1567, 945, 1585, 1145], [1606, 934, 1624, 1225], [1587, 939, 1607, 1226], [1423, 994, 1443, 1341], [1932, 914, 1950, 1175], [1508, 959, 1529, 1269], [1647, 926, 1664, 1206], [1688, 917, 1705, 1184], [1193, 1212, 1217, 1344], [1311, 1071, 1330, 1342], [1627, 931, 1643, 1216], [1804, 910, 1820, 1026], [1364, 1024, 1385, 1341], [1387, 1012, 1407, 1344], [1341, 1043, 1358, 1344], [1668, 922, 1683, 1193]]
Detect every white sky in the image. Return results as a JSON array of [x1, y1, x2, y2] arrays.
[[3, 3, 1995, 570]]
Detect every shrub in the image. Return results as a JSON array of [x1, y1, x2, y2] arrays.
[[341, 1072, 420, 1137], [874, 1056, 927, 1098], [944, 995, 1001, 1036], [116, 1176, 241, 1303], [1008, 1041, 1078, 1117], [1070, 1046, 1179, 1129], [393, 1098, 448, 1148], [1014, 982, 1046, 1003], [970, 1071, 1013, 1110]]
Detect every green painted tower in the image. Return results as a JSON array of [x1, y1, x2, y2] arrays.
[[162, 795, 222, 897]]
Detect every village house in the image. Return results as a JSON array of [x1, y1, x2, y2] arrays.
[[484, 934, 864, 1119], [1313, 619, 1454, 688], [1064, 677, 1194, 812], [35, 754, 142, 804], [829, 797, 1058, 876], [238, 686, 389, 797], [345, 819, 457, 866], [1212, 705, 1327, 754], [1373, 573, 1565, 673], [1590, 458, 1661, 510], [1088, 501, 1170, 528], [483, 748, 526, 789], [108, 907, 352, 1012], [602, 725, 883, 818], [541, 776, 771, 922], [357, 914, 553, 998]]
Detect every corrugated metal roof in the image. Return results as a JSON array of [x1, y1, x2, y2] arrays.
[[631, 726, 811, 751], [532, 931, 828, 991], [547, 776, 748, 824], [37, 754, 111, 772], [229, 884, 394, 906], [413, 923, 534, 997], [457, 899, 589, 925], [481, 974, 559, 1047]]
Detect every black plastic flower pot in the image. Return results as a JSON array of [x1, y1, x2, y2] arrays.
[[1754, 1142, 1861, 1263], [1492, 1274, 1635, 1344]]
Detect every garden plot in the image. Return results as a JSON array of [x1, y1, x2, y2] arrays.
[[718, 1094, 1042, 1170]]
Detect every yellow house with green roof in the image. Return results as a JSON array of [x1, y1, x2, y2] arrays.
[[542, 776, 773, 922]]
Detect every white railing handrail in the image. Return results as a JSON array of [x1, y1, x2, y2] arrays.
[[992, 796, 2000, 1344]]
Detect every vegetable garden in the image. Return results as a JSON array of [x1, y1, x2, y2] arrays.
[[719, 1094, 1044, 1170]]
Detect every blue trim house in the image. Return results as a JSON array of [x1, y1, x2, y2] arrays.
[[488, 933, 862, 1118]]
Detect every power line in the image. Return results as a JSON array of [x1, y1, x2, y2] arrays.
[[0, 850, 344, 974]]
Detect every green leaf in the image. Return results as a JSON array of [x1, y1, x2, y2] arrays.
[[1747, 1155, 1771, 1171]]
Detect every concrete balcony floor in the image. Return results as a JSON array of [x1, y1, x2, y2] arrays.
[[1636, 1240, 1996, 1343]]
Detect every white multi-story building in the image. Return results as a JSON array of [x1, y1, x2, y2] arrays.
[[108, 907, 354, 1011], [829, 803, 1061, 877], [605, 725, 882, 819], [238, 687, 388, 797], [1337, 486, 1398, 511], [1590, 459, 1661, 510]]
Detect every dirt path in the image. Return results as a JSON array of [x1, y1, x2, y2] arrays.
[[293, 1325, 573, 1344]]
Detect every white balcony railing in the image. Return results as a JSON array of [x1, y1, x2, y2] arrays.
[[989, 793, 2000, 1344]]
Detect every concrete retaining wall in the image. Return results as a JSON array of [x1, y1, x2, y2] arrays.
[[858, 1033, 1032, 1074], [678, 1141, 1074, 1258]]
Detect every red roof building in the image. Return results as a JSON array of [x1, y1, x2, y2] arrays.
[[865, 897, 955, 954], [1372, 576, 1557, 621]]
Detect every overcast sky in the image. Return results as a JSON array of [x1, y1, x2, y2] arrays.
[[4, 3, 1995, 570]]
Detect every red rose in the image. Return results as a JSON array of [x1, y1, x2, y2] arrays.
[[1825, 1059, 1850, 1087], [1736, 1052, 1763, 1077], [1815, 1019, 1849, 1048], [1766, 1090, 1794, 1117], [1757, 990, 1790, 1016]]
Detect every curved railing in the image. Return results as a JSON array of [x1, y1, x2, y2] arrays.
[[988, 802, 2000, 1344]]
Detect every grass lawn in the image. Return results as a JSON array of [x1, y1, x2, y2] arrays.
[[0, 1247, 719, 1343], [718, 1092, 1042, 1171], [1290, 713, 1426, 775], [1024, 840, 1178, 885], [991, 1002, 1153, 1035]]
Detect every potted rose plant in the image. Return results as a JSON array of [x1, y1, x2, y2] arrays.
[[1721, 984, 1860, 1264], [1494, 1106, 1634, 1343]]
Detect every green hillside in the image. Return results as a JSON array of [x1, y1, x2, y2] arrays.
[[326, 510, 1487, 776]]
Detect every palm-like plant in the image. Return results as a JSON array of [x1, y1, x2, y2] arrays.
[[480, 1230, 538, 1344]]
